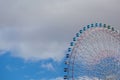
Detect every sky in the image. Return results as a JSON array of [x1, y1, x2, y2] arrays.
[[0, 0, 120, 80]]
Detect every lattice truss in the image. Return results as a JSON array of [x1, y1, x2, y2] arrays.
[[64, 23, 120, 80]]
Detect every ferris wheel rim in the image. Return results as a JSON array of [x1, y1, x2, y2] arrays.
[[64, 23, 120, 80]]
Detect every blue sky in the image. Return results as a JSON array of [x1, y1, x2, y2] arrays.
[[0, 0, 120, 80], [0, 52, 64, 80]]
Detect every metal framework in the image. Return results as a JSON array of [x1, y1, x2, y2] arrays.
[[64, 23, 120, 80]]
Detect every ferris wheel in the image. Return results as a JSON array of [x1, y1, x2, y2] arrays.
[[64, 23, 120, 80]]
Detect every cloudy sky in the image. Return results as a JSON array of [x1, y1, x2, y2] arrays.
[[0, 0, 120, 80]]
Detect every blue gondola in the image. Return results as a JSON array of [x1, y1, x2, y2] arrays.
[[73, 37, 76, 41], [76, 33, 79, 37], [95, 23, 98, 27], [83, 27, 86, 31], [91, 24, 94, 27], [70, 42, 74, 46], [79, 30, 82, 33], [104, 24, 106, 27], [68, 48, 71, 52], [87, 25, 90, 28], [66, 54, 69, 58], [64, 68, 68, 72], [108, 25, 111, 29], [64, 60, 69, 65], [99, 23, 102, 27], [112, 27, 114, 31], [64, 75, 68, 79]]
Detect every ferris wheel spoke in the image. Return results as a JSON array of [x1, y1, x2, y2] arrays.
[[65, 23, 120, 80]]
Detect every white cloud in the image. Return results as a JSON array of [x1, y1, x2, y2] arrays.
[[0, 26, 66, 62], [77, 76, 101, 80], [6, 65, 12, 72], [41, 63, 55, 71], [49, 77, 63, 80], [29, 79, 35, 80], [49, 76, 101, 80], [0, 0, 120, 62], [40, 77, 63, 80]]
